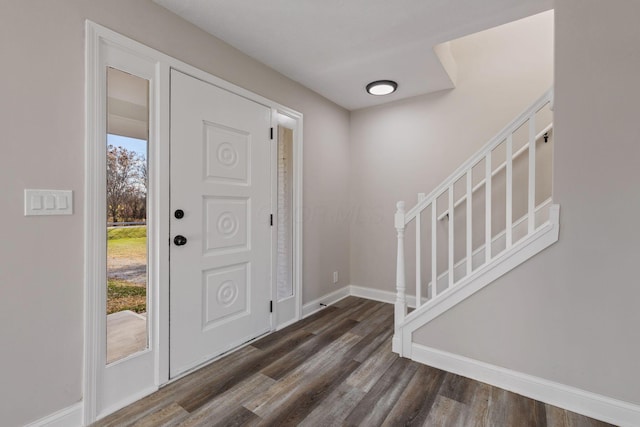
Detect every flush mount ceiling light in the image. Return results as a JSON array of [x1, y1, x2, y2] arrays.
[[366, 80, 398, 96]]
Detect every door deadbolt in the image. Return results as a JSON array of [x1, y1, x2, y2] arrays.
[[174, 209, 185, 219]]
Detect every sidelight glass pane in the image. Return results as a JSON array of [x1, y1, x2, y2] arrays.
[[276, 126, 294, 300], [106, 67, 149, 364]]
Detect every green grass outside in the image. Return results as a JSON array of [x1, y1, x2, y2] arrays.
[[108, 237, 147, 261], [108, 226, 146, 240], [107, 226, 147, 314], [107, 279, 146, 314]]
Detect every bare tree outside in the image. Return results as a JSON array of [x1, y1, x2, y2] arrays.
[[106, 66, 151, 363], [106, 141, 149, 363], [107, 144, 147, 223]]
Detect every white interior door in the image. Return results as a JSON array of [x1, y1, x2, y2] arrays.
[[170, 69, 272, 378]]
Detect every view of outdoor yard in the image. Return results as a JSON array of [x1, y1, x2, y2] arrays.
[[107, 226, 147, 314], [106, 135, 148, 317], [106, 68, 150, 363]]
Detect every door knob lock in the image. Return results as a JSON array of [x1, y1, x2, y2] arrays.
[[174, 235, 187, 246]]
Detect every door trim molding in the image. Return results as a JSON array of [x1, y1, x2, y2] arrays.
[[274, 113, 304, 328], [84, 21, 163, 423], [84, 20, 303, 424]]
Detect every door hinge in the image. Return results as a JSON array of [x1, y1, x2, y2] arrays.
[[270, 127, 274, 140], [270, 300, 273, 313], [270, 214, 273, 226]]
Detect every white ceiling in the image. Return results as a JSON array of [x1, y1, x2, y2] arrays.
[[154, 0, 553, 110]]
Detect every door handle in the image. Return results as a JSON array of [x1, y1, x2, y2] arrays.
[[174, 235, 187, 246]]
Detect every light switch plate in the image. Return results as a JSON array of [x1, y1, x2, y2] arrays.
[[24, 189, 73, 216]]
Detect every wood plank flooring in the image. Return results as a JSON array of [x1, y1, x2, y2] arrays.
[[93, 297, 613, 427]]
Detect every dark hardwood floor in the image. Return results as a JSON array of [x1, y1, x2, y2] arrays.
[[94, 297, 613, 426]]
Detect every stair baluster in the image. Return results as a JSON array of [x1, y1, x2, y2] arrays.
[[394, 201, 407, 355]]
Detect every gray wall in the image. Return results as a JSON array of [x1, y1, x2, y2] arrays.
[[0, 1, 350, 425], [415, 0, 640, 405], [349, 11, 554, 294]]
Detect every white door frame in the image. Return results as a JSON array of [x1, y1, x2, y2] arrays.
[[84, 21, 303, 424], [272, 113, 304, 330], [84, 22, 163, 422]]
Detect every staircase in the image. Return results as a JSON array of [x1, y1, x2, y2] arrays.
[[392, 88, 560, 358]]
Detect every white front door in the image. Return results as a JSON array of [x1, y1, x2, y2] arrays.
[[169, 70, 273, 378]]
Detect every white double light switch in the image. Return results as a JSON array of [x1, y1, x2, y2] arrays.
[[24, 189, 73, 216]]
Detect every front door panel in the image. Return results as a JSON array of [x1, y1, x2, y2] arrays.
[[169, 70, 272, 377]]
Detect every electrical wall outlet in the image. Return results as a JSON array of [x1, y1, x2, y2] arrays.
[[333, 271, 338, 284]]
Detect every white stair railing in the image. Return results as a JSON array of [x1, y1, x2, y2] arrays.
[[394, 88, 554, 331]]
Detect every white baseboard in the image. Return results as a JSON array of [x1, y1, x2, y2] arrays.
[[349, 285, 419, 308], [412, 344, 640, 427], [305, 285, 420, 317], [302, 286, 350, 318], [25, 402, 83, 427], [349, 285, 394, 304], [301, 284, 415, 319]]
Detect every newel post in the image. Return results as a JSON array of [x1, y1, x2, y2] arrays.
[[394, 201, 407, 355]]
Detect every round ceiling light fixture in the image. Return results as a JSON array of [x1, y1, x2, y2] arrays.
[[366, 80, 398, 96]]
